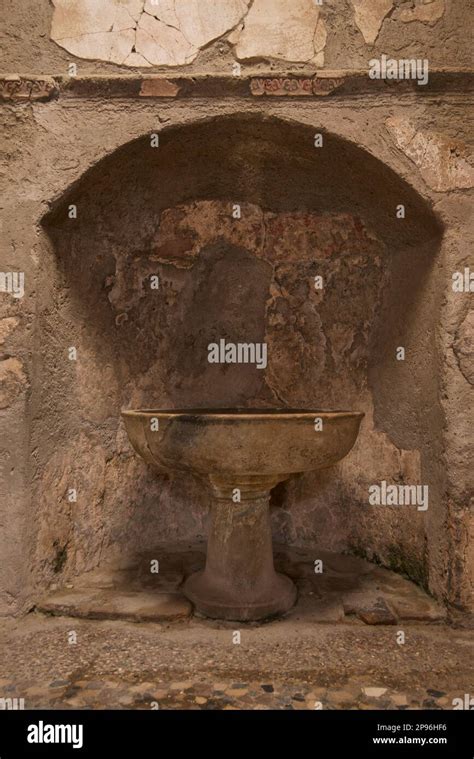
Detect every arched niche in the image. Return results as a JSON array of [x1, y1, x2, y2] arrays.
[[36, 113, 444, 597]]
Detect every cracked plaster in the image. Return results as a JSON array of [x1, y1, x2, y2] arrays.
[[386, 116, 474, 192], [50, 0, 329, 67]]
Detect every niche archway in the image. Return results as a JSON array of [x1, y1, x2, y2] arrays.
[[37, 114, 444, 603]]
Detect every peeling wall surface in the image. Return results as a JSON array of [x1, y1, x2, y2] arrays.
[[0, 0, 473, 617], [1, 0, 471, 72]]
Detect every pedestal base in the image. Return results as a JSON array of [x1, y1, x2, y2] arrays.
[[184, 568, 296, 621], [183, 476, 297, 621]]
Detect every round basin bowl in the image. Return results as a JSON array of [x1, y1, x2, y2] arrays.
[[121, 408, 364, 481]]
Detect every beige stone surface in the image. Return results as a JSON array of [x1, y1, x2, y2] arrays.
[[386, 116, 474, 192], [139, 78, 180, 97], [75, 343, 121, 424], [33, 434, 108, 584], [135, 12, 196, 66], [37, 588, 191, 621], [397, 0, 445, 24], [234, 0, 327, 64], [51, 0, 251, 67], [3, 0, 470, 72], [0, 316, 19, 346], [51, 0, 143, 39], [350, 0, 393, 45], [453, 311, 474, 385], [145, 0, 250, 49], [122, 51, 151, 67], [0, 357, 27, 408], [60, 30, 135, 66], [51, 0, 141, 65], [391, 597, 446, 621], [363, 686, 387, 698]]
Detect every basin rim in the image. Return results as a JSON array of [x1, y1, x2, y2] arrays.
[[121, 408, 365, 421]]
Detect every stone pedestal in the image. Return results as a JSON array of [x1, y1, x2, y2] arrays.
[[184, 475, 297, 621]]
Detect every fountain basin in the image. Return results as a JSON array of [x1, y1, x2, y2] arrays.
[[122, 408, 363, 621]]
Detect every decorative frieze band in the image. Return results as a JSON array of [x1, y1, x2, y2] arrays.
[[0, 71, 471, 104], [0, 76, 58, 102]]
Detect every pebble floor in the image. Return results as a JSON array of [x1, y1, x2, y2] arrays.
[[0, 613, 472, 711]]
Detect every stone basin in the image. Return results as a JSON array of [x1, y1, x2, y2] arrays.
[[121, 408, 364, 621]]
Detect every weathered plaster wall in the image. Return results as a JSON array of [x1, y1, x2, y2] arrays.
[[0, 0, 472, 616], [35, 116, 441, 601], [1, 0, 472, 73]]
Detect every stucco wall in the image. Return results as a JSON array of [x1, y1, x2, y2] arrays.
[[1, 0, 472, 73], [0, 1, 472, 616]]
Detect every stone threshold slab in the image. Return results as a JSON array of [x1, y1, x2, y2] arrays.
[[34, 545, 447, 626], [37, 589, 192, 623], [1, 70, 473, 103]]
